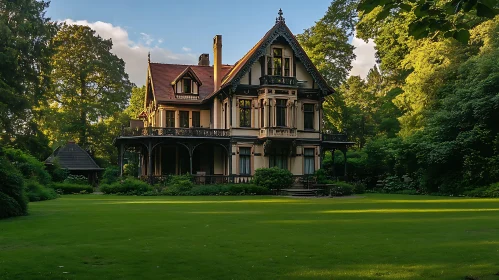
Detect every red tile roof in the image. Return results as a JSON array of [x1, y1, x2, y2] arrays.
[[149, 63, 233, 102]]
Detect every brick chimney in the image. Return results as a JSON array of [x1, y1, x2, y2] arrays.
[[213, 35, 222, 91], [198, 53, 210, 66]]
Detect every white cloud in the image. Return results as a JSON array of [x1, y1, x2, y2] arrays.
[[182, 47, 192, 52], [350, 34, 377, 79], [62, 19, 197, 86]]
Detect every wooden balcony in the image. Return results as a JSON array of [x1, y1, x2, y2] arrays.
[[120, 127, 230, 138], [174, 93, 199, 100], [259, 75, 298, 86], [259, 127, 297, 138]]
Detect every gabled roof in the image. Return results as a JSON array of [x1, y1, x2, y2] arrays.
[[45, 142, 103, 171], [149, 63, 233, 102], [170, 66, 203, 86], [205, 20, 334, 100]]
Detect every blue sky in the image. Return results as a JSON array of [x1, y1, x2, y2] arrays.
[[46, 0, 375, 86]]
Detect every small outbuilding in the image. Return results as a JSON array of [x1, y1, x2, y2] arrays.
[[45, 141, 103, 186]]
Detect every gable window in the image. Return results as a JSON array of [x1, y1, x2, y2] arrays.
[[183, 78, 192, 93], [179, 111, 189, 128], [284, 57, 290, 76], [273, 48, 282, 76], [239, 99, 251, 127], [276, 99, 287, 127], [192, 111, 200, 127], [239, 147, 251, 175], [304, 104, 315, 130], [304, 148, 315, 175], [166, 111, 175, 127]]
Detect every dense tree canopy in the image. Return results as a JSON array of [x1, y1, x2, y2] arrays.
[[39, 24, 132, 150]]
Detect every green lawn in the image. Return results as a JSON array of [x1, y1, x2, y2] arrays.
[[1, 194, 499, 280]]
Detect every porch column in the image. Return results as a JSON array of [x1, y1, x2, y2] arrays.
[[264, 99, 269, 127], [118, 143, 124, 176], [319, 146, 324, 170], [228, 142, 233, 182], [189, 149, 193, 175], [147, 141, 152, 183]]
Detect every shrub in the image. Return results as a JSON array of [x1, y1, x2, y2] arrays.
[[188, 184, 270, 196], [63, 174, 88, 185], [253, 167, 293, 190], [100, 178, 151, 195], [161, 174, 194, 195], [46, 159, 69, 182], [464, 183, 499, 198], [3, 147, 51, 185], [51, 182, 93, 194], [352, 181, 366, 194], [0, 154, 28, 218], [101, 166, 120, 184], [25, 180, 57, 202], [329, 182, 354, 196]]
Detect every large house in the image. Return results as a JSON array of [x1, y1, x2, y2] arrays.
[[115, 10, 354, 183]]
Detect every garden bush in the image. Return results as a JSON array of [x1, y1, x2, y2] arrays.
[[3, 147, 51, 185], [26, 180, 57, 202], [329, 182, 354, 196], [464, 183, 499, 198], [101, 166, 120, 184], [253, 167, 293, 190], [0, 154, 28, 218], [161, 174, 194, 195], [188, 184, 270, 196], [100, 178, 151, 195], [46, 160, 69, 182], [51, 182, 93, 194], [352, 181, 366, 194]]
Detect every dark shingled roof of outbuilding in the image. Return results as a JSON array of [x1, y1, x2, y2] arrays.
[[45, 142, 103, 171]]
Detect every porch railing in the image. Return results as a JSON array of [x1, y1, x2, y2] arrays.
[[145, 175, 254, 185], [322, 132, 348, 142], [259, 127, 297, 138], [121, 126, 230, 138]]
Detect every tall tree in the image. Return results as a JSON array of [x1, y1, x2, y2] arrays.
[[41, 24, 132, 149], [0, 0, 57, 145], [297, 0, 358, 89], [124, 85, 145, 118]]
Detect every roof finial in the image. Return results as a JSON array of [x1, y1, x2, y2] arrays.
[[147, 51, 150, 63], [276, 8, 285, 24]]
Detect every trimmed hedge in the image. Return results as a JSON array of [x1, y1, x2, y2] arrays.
[[329, 182, 354, 196], [26, 180, 58, 202], [51, 182, 93, 194], [101, 166, 119, 184], [253, 167, 294, 190], [100, 178, 151, 195], [464, 183, 499, 198], [172, 184, 270, 196]]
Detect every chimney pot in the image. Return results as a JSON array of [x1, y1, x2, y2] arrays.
[[198, 53, 210, 66]]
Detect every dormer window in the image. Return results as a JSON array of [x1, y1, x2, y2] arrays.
[[172, 67, 202, 98], [266, 47, 292, 77], [183, 78, 192, 93]]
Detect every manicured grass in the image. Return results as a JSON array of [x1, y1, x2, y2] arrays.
[[1, 194, 499, 279]]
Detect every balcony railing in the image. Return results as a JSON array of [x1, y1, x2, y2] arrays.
[[259, 75, 298, 86], [174, 93, 199, 100], [259, 127, 297, 138], [322, 133, 348, 142], [121, 127, 230, 138]]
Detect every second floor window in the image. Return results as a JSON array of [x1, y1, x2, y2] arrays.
[[166, 111, 175, 127], [276, 99, 287, 127], [183, 78, 192, 93], [239, 147, 251, 175], [239, 99, 251, 127], [192, 111, 200, 127], [304, 104, 315, 130], [179, 111, 189, 128]]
